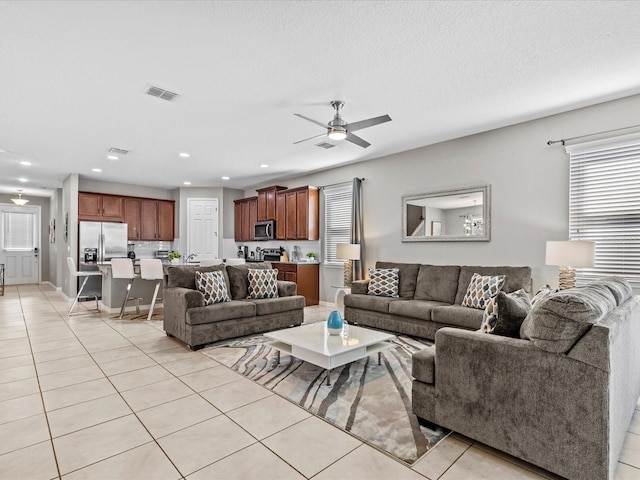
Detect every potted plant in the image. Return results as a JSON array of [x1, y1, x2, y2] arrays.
[[168, 251, 182, 265], [306, 252, 317, 262]]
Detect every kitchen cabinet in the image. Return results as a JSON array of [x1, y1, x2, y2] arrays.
[[157, 200, 175, 240], [140, 199, 175, 241], [124, 198, 141, 240], [78, 192, 124, 222], [256, 185, 286, 221], [234, 197, 257, 242], [271, 262, 319, 306], [275, 186, 319, 240]]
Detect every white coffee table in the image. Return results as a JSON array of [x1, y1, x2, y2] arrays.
[[264, 322, 395, 385]]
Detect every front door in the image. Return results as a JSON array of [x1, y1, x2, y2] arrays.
[[187, 198, 219, 261], [0, 204, 40, 285]]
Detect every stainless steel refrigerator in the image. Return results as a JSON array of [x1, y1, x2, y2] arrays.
[[78, 221, 128, 299]]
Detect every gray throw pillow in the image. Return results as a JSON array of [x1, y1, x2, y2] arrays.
[[492, 289, 532, 338]]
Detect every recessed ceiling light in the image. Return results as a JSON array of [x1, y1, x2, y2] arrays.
[[92, 168, 102, 172], [183, 181, 191, 185], [259, 164, 269, 168], [18, 178, 27, 182], [20, 161, 31, 166], [179, 152, 190, 158], [107, 155, 119, 160], [221, 176, 230, 180]]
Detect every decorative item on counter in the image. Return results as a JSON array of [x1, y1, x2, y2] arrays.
[[281, 247, 289, 262], [327, 310, 344, 335], [168, 251, 182, 265], [292, 246, 301, 262], [306, 252, 317, 262]]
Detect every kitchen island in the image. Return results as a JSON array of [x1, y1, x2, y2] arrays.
[[97, 261, 167, 313]]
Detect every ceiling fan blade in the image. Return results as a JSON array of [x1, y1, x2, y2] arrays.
[[293, 133, 326, 145], [347, 114, 392, 132], [345, 132, 371, 148], [294, 113, 330, 129]]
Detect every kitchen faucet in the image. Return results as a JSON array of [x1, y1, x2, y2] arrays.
[[185, 253, 198, 263]]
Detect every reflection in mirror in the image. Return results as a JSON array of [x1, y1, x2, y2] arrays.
[[402, 185, 490, 242]]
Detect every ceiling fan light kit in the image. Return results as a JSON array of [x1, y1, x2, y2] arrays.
[[294, 100, 391, 148]]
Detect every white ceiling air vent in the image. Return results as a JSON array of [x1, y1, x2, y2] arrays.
[[145, 86, 179, 101], [315, 142, 337, 150], [108, 147, 129, 155]]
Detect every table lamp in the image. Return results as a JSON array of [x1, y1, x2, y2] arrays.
[[545, 240, 595, 290], [336, 243, 361, 287]]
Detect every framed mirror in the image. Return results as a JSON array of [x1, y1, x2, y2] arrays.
[[402, 185, 491, 242]]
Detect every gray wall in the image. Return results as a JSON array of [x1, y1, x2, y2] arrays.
[[245, 93, 640, 302]]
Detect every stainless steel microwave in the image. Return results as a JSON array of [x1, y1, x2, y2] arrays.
[[254, 220, 275, 240]]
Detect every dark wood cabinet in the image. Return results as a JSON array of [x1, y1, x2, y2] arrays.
[[276, 186, 319, 240], [271, 262, 319, 306], [140, 200, 158, 240], [124, 198, 141, 240], [78, 192, 124, 222], [157, 200, 175, 241], [234, 197, 257, 242], [256, 185, 286, 221]]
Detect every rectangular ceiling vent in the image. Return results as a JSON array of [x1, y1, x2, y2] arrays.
[[146, 85, 179, 101], [108, 147, 129, 155], [315, 142, 337, 149]]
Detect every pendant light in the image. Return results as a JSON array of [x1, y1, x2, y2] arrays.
[[11, 189, 29, 206]]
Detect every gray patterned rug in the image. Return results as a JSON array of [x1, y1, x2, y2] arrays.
[[201, 331, 449, 465]]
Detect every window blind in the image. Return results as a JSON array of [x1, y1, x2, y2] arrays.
[[3, 210, 35, 250], [567, 133, 640, 287], [323, 183, 353, 265]]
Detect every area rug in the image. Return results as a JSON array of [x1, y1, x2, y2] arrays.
[[201, 332, 449, 465]]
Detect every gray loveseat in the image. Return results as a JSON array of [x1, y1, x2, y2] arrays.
[[344, 262, 532, 340], [412, 277, 640, 480], [163, 263, 304, 350]]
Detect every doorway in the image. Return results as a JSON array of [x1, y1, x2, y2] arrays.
[[187, 198, 219, 261], [0, 204, 41, 285]]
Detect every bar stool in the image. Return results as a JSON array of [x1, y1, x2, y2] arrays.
[[110, 258, 141, 319], [67, 257, 102, 315], [140, 259, 164, 321]]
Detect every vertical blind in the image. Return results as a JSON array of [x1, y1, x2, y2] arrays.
[[323, 183, 353, 265], [3, 210, 35, 250], [567, 133, 640, 287]]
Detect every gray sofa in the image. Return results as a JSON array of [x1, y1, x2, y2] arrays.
[[412, 278, 640, 480], [344, 262, 532, 339], [163, 263, 304, 349]]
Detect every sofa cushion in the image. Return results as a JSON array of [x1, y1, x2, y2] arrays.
[[412, 349, 435, 384], [247, 268, 279, 299], [167, 264, 229, 290], [389, 299, 448, 321], [598, 276, 632, 305], [186, 300, 256, 326], [367, 268, 400, 297], [226, 262, 272, 299], [454, 266, 532, 305], [431, 304, 485, 330], [461, 273, 505, 309], [248, 296, 306, 316], [414, 265, 461, 304], [520, 283, 617, 353], [531, 284, 555, 306], [195, 270, 231, 305], [345, 293, 398, 314], [375, 261, 422, 298], [492, 290, 532, 338]]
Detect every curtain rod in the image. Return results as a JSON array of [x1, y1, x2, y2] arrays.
[[547, 124, 640, 146], [319, 178, 365, 190]]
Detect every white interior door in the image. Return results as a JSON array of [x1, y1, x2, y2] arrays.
[[187, 198, 219, 261], [0, 204, 40, 285]]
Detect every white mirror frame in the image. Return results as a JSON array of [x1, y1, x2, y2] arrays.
[[401, 184, 491, 242]]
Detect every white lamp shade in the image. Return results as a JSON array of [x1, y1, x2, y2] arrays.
[[336, 243, 360, 260], [545, 241, 595, 267]]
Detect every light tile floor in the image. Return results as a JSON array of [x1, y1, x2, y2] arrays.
[[0, 284, 638, 479]]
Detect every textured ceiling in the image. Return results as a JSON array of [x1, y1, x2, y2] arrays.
[[1, 0, 640, 197]]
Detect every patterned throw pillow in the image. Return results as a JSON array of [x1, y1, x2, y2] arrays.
[[481, 289, 531, 336], [195, 270, 231, 305], [247, 268, 279, 299], [480, 295, 499, 332], [461, 273, 506, 309], [367, 268, 400, 297]]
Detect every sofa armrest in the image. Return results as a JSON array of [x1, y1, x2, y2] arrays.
[[165, 287, 205, 310], [278, 280, 297, 297], [350, 280, 369, 295]]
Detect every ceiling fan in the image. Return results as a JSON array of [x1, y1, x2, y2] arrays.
[[294, 100, 391, 148]]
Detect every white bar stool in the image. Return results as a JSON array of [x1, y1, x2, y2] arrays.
[[67, 257, 102, 315], [110, 258, 141, 319], [140, 259, 165, 321]]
